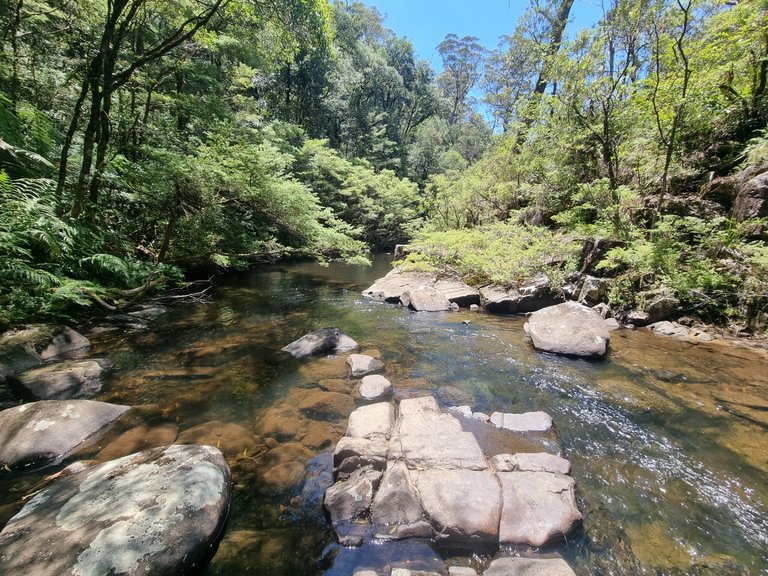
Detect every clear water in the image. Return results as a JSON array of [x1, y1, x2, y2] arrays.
[[1, 256, 767, 575]]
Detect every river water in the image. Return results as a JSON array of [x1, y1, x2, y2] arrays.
[[2, 256, 767, 575]]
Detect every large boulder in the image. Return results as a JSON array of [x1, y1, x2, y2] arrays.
[[433, 279, 480, 307], [484, 557, 577, 576], [498, 471, 582, 547], [8, 359, 112, 400], [0, 444, 231, 576], [0, 400, 130, 470], [400, 287, 452, 312], [0, 325, 90, 382], [524, 302, 610, 358], [479, 277, 562, 314], [281, 328, 358, 359], [362, 271, 436, 303], [733, 170, 768, 227]]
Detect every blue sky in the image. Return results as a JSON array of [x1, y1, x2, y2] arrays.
[[358, 0, 604, 69]]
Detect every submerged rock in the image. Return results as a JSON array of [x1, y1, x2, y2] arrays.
[[281, 328, 358, 359], [524, 302, 610, 358], [0, 400, 130, 470], [8, 358, 112, 400], [0, 444, 231, 576], [400, 287, 452, 312]]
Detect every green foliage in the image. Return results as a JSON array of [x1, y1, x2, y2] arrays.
[[402, 223, 580, 287]]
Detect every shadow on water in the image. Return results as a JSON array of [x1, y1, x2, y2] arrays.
[[1, 255, 767, 575]]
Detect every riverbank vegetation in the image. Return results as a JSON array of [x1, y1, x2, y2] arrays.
[[1, 0, 767, 330]]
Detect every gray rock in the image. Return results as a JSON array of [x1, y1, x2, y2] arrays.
[[0, 325, 90, 381], [593, 302, 612, 318], [393, 431, 488, 471], [484, 557, 577, 576], [358, 374, 393, 401], [649, 320, 690, 338], [498, 471, 582, 547], [448, 567, 478, 576], [0, 444, 231, 576], [479, 277, 562, 314], [334, 436, 389, 475], [371, 461, 423, 525], [281, 328, 358, 359], [645, 294, 679, 323], [347, 354, 385, 377], [347, 402, 395, 440], [626, 309, 650, 327], [489, 411, 553, 433], [433, 279, 480, 307], [398, 395, 440, 417], [449, 405, 473, 418], [413, 469, 502, 542], [8, 359, 112, 400], [490, 453, 571, 475], [127, 306, 167, 320], [0, 400, 130, 470], [324, 467, 382, 525], [400, 287, 452, 312], [469, 304, 480, 312], [578, 275, 608, 306], [733, 170, 768, 224], [525, 302, 610, 358], [604, 318, 620, 331], [376, 520, 434, 540], [362, 271, 435, 303]]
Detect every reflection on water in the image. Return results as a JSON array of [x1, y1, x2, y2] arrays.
[[1, 255, 767, 575]]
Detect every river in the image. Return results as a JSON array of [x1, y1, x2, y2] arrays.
[[2, 256, 767, 575]]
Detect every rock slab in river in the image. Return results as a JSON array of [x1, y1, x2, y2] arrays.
[[0, 325, 90, 381], [484, 556, 577, 576], [400, 287, 452, 312], [0, 400, 130, 470], [347, 354, 385, 377], [479, 277, 562, 314], [0, 444, 231, 576], [525, 302, 610, 358], [8, 358, 112, 400], [281, 328, 358, 359], [358, 374, 393, 401]]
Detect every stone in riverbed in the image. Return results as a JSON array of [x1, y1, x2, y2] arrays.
[[0, 444, 231, 576], [0, 325, 90, 381], [0, 400, 130, 470], [8, 358, 112, 400], [334, 436, 389, 475], [362, 271, 435, 303], [434, 279, 480, 307], [298, 390, 356, 420], [490, 411, 553, 433], [347, 402, 395, 439], [490, 452, 571, 475], [358, 374, 393, 401], [524, 301, 610, 358], [498, 471, 582, 547], [413, 469, 502, 543], [324, 466, 382, 525], [479, 277, 562, 314], [483, 556, 577, 576], [347, 354, 385, 377], [400, 287, 452, 312], [371, 460, 422, 525], [281, 328, 358, 359], [175, 420, 263, 460]]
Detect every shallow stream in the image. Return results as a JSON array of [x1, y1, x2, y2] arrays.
[[2, 256, 767, 575]]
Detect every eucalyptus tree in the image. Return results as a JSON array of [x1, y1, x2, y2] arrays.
[[436, 33, 486, 125]]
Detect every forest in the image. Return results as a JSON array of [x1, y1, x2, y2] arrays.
[[1, 0, 766, 331]]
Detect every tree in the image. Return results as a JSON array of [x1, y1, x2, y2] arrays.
[[437, 34, 486, 125]]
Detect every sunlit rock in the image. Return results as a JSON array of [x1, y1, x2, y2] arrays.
[[324, 466, 382, 525], [484, 556, 577, 576], [358, 374, 393, 401], [524, 302, 610, 358], [489, 411, 553, 433], [0, 325, 90, 382], [490, 452, 571, 475], [346, 402, 395, 439], [0, 400, 130, 470], [400, 287, 452, 312], [347, 354, 385, 377], [281, 328, 358, 359], [0, 444, 231, 576]]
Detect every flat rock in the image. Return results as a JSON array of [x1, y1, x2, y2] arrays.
[[334, 436, 389, 475], [0, 325, 90, 381], [324, 466, 382, 525], [433, 279, 480, 307], [0, 444, 231, 576], [358, 374, 393, 401], [394, 431, 489, 471], [0, 400, 130, 470], [8, 359, 112, 400], [371, 460, 423, 525], [398, 396, 441, 417], [413, 469, 502, 542], [498, 471, 582, 547], [491, 453, 571, 475], [479, 278, 562, 314], [362, 271, 435, 302], [525, 302, 610, 358], [347, 402, 395, 439], [282, 328, 358, 359], [400, 287, 452, 312], [483, 556, 577, 576], [490, 411, 553, 432], [347, 354, 385, 377]]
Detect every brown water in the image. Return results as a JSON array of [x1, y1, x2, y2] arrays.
[[1, 256, 767, 575]]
